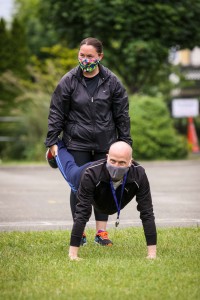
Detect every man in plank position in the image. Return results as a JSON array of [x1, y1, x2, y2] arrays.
[[47, 140, 157, 261]]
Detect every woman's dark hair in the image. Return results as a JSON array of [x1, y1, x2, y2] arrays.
[[80, 37, 103, 54]]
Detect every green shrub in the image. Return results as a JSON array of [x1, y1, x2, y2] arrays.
[[0, 44, 77, 162], [0, 91, 49, 161], [129, 95, 188, 160]]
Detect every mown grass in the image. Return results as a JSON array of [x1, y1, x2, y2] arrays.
[[0, 227, 199, 300]]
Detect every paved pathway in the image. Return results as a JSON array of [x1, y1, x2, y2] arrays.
[[0, 159, 200, 232]]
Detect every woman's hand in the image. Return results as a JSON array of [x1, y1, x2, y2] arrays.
[[50, 144, 58, 157]]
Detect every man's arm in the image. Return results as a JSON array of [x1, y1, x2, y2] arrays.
[[68, 170, 94, 260], [136, 170, 157, 258]]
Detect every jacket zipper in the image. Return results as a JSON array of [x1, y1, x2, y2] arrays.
[[81, 77, 106, 146]]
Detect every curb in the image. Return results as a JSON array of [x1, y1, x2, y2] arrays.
[[0, 219, 199, 232]]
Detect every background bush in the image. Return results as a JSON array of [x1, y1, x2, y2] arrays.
[[129, 95, 188, 160], [0, 45, 77, 162]]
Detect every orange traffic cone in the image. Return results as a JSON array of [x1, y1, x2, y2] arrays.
[[187, 117, 200, 153]]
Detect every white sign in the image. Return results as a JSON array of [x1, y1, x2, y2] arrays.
[[172, 98, 199, 118]]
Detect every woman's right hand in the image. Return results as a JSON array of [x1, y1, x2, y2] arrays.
[[50, 144, 58, 157]]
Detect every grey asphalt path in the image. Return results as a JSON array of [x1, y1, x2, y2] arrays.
[[0, 159, 200, 232]]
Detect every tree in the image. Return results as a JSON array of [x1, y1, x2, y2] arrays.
[[0, 17, 30, 139], [9, 18, 29, 75], [37, 0, 200, 93], [0, 17, 29, 75], [0, 18, 12, 73], [14, 0, 58, 56]]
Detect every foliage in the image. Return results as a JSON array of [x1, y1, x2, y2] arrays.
[[36, 0, 200, 93], [31, 44, 78, 86], [129, 94, 188, 160], [0, 45, 77, 161], [0, 228, 199, 300], [14, 0, 58, 56], [0, 72, 189, 161], [0, 17, 29, 75], [0, 71, 47, 160], [1, 0, 198, 160], [0, 18, 11, 73], [9, 18, 30, 75]]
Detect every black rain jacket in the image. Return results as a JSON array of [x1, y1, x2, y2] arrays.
[[45, 64, 132, 151]]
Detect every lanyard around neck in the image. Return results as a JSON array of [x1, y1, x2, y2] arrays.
[[110, 173, 127, 226]]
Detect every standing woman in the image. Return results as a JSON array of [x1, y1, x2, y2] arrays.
[[45, 37, 132, 246]]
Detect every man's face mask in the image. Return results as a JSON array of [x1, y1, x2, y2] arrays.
[[78, 57, 100, 72], [106, 163, 129, 182]]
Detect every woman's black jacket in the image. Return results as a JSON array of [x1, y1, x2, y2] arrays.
[[45, 64, 132, 152]]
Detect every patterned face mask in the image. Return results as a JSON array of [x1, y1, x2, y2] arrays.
[[78, 57, 100, 72]]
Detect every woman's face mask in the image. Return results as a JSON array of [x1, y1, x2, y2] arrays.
[[78, 57, 100, 73], [106, 163, 129, 182]]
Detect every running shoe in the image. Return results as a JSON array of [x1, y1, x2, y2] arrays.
[[94, 230, 113, 246], [80, 233, 87, 246]]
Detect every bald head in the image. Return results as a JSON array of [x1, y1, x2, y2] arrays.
[[107, 141, 132, 167]]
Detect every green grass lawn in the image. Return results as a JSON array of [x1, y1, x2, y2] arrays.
[[0, 227, 199, 300]]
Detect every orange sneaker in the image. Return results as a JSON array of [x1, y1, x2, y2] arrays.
[[94, 230, 113, 246]]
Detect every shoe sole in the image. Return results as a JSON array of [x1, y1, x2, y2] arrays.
[[80, 242, 87, 247], [94, 241, 113, 246]]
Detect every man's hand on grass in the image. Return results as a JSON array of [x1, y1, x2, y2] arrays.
[[69, 255, 82, 261], [147, 245, 156, 259], [69, 246, 82, 261]]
